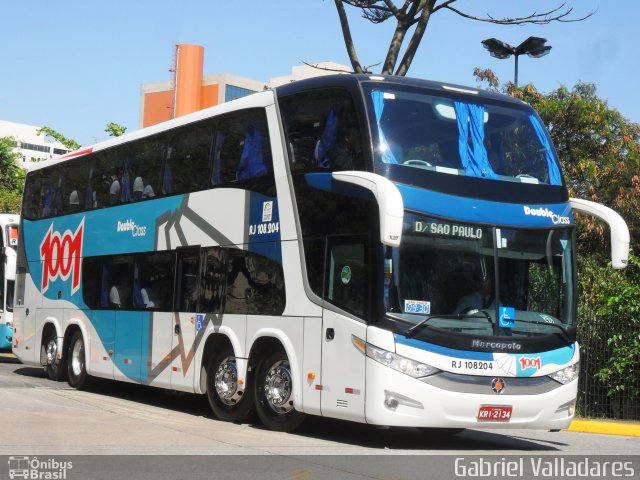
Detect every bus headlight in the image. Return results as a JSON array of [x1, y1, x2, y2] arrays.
[[365, 343, 439, 379], [548, 362, 580, 384]]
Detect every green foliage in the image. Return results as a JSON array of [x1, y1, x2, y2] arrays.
[[37, 126, 81, 151], [474, 69, 640, 410], [475, 70, 640, 258], [579, 252, 640, 399], [0, 137, 25, 214], [105, 122, 127, 137]]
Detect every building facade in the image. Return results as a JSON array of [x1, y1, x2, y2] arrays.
[[140, 44, 350, 129], [0, 120, 71, 168]]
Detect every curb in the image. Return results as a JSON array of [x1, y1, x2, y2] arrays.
[[566, 419, 640, 437]]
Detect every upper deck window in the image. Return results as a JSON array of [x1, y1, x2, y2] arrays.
[[279, 88, 365, 172], [366, 85, 562, 187]]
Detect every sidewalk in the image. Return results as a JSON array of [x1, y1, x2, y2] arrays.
[[566, 418, 640, 437]]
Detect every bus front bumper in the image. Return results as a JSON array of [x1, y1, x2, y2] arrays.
[[365, 358, 576, 430]]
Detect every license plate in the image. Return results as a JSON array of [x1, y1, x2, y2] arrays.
[[477, 405, 513, 422]]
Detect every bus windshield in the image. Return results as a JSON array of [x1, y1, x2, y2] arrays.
[[384, 213, 575, 339], [365, 84, 562, 186]]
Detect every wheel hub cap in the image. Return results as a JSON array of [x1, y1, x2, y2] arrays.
[[214, 357, 241, 405], [46, 339, 57, 365], [265, 361, 293, 413], [71, 339, 84, 377]]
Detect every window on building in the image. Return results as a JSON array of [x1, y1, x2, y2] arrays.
[[225, 85, 257, 102]]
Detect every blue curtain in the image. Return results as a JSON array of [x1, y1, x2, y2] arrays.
[[237, 127, 268, 180], [212, 131, 225, 185], [100, 264, 110, 308], [454, 101, 497, 179], [121, 157, 132, 203], [162, 151, 173, 195], [528, 114, 562, 185], [132, 277, 143, 309], [371, 90, 399, 164], [316, 109, 338, 168]]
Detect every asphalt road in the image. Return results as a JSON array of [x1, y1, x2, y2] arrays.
[[1, 354, 638, 479]]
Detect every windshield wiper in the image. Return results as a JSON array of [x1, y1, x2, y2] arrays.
[[509, 318, 571, 342], [401, 312, 494, 339]]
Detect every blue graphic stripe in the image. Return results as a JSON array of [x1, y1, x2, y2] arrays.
[[395, 334, 494, 360], [396, 183, 574, 228]]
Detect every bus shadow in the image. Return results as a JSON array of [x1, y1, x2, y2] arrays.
[[278, 417, 563, 451], [13, 366, 46, 377], [9, 366, 564, 451]]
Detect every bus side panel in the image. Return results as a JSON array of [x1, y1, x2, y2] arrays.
[[320, 309, 366, 422], [147, 312, 173, 388], [12, 264, 41, 365], [302, 316, 322, 415], [114, 311, 146, 384], [86, 310, 115, 380]]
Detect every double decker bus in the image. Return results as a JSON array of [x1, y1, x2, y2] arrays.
[[13, 75, 628, 432], [0, 214, 19, 351]]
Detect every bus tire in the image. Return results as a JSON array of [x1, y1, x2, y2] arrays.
[[66, 330, 92, 390], [43, 332, 67, 382], [206, 346, 255, 423], [253, 350, 305, 432]]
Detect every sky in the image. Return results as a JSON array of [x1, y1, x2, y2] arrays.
[[1, 0, 638, 147]]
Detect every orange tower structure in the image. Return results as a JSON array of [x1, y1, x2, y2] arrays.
[[173, 44, 204, 118], [140, 44, 265, 129]]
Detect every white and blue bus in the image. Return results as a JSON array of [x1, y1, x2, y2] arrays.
[[0, 214, 19, 351], [13, 75, 629, 432]]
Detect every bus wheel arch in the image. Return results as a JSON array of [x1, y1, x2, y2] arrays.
[[250, 337, 306, 432], [202, 333, 254, 423], [41, 322, 66, 382]]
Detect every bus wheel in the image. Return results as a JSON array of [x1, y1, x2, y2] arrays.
[[44, 334, 66, 382], [206, 346, 254, 423], [253, 350, 305, 432], [66, 331, 92, 390]]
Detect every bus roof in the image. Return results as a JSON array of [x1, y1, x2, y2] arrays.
[[274, 73, 527, 108], [29, 74, 528, 174]]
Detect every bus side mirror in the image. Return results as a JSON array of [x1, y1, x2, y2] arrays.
[[569, 197, 630, 269], [332, 171, 404, 247]]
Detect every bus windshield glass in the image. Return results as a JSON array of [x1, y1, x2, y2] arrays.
[[384, 213, 575, 339], [366, 85, 562, 186]]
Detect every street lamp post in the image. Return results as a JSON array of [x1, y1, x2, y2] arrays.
[[481, 36, 551, 86]]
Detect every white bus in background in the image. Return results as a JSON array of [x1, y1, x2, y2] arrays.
[[0, 214, 18, 351], [13, 74, 629, 433]]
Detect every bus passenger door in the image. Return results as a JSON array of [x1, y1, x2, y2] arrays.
[[171, 248, 200, 392], [320, 237, 368, 422]]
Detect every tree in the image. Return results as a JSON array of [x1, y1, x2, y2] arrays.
[[0, 137, 26, 213], [474, 70, 640, 257], [473, 71, 640, 418], [333, 1, 591, 76], [105, 122, 127, 137], [37, 126, 81, 151]]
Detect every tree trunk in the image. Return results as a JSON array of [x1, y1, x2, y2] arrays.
[[334, 0, 365, 73]]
